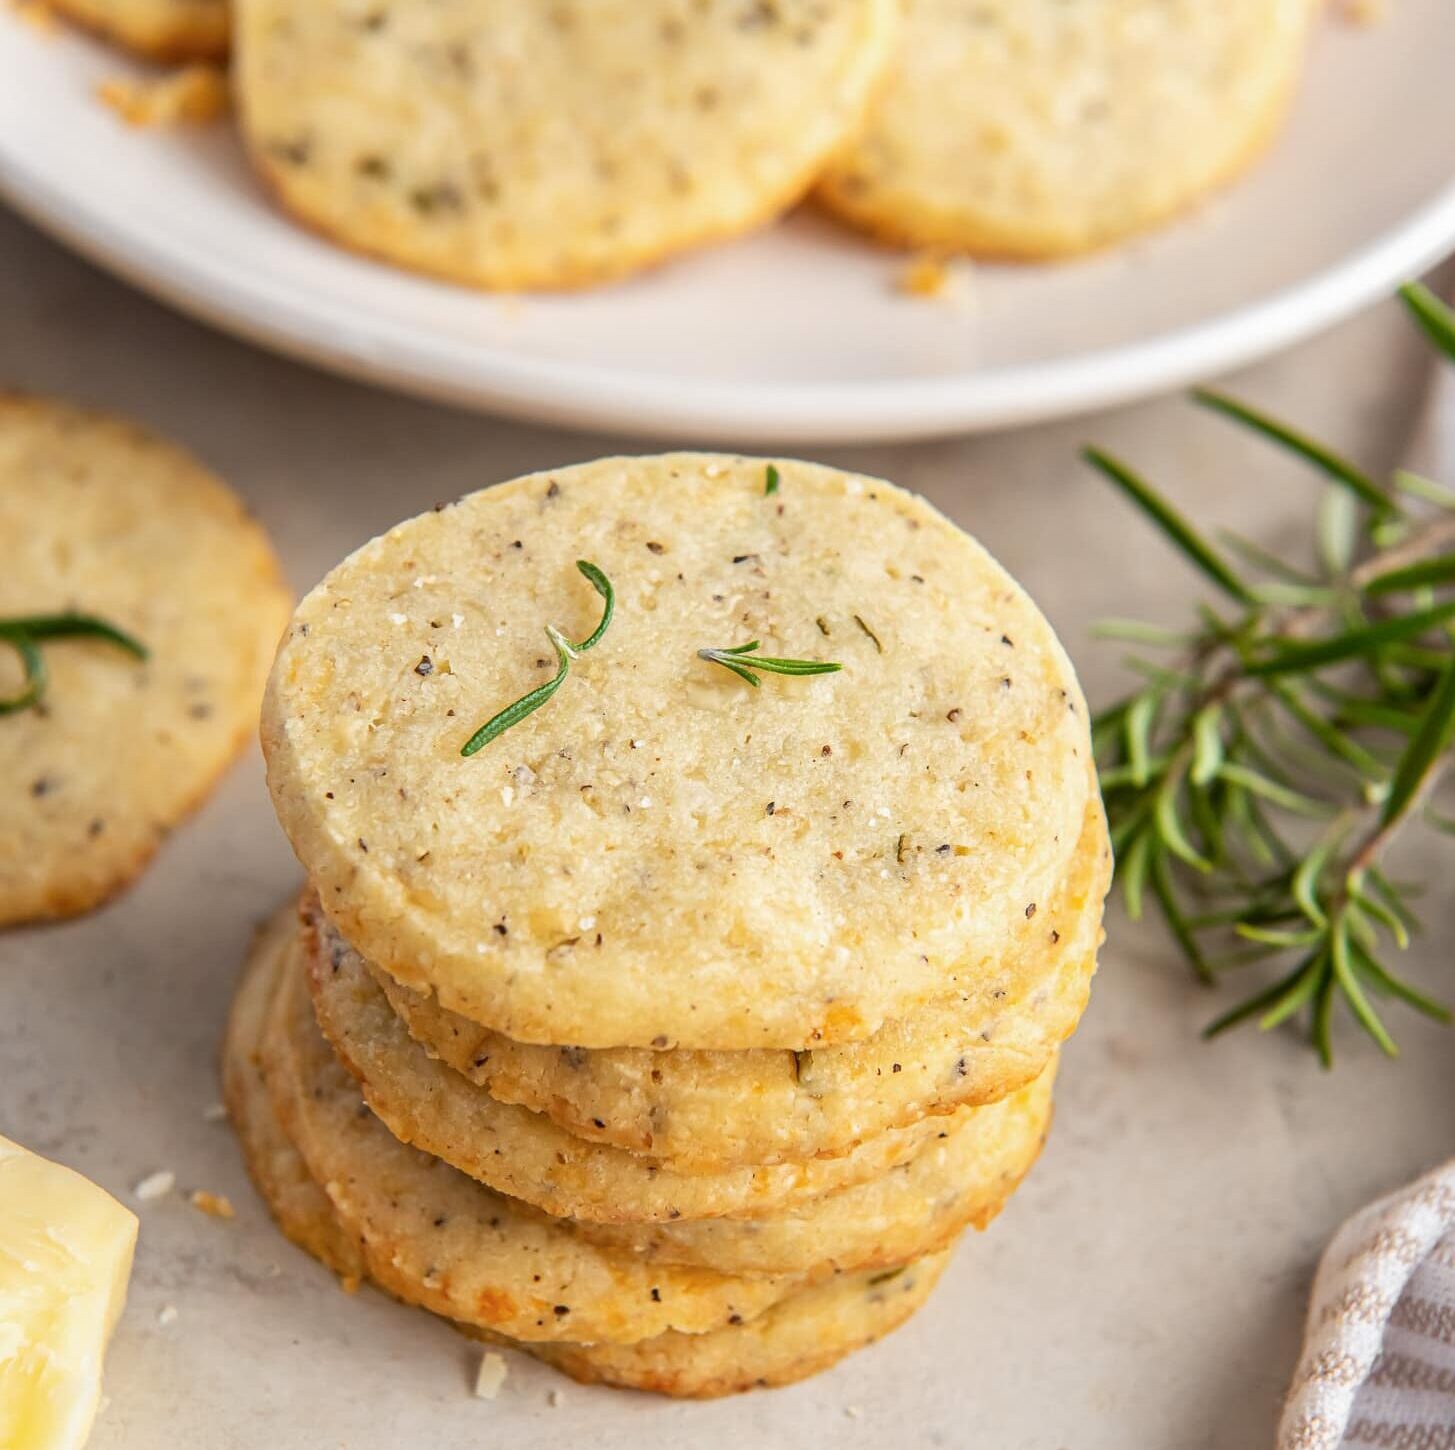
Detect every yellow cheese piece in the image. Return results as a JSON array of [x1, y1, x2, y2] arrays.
[[0, 1136, 137, 1450]]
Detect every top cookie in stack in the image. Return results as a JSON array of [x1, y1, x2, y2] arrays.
[[243, 454, 1109, 1395], [264, 454, 1094, 1050]]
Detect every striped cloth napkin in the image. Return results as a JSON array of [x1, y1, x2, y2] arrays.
[[1277, 1160, 1455, 1448], [1276, 328, 1455, 1450]]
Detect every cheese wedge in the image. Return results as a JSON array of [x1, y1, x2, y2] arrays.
[[0, 1136, 137, 1450]]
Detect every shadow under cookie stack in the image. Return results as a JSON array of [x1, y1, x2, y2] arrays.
[[224, 453, 1111, 1398]]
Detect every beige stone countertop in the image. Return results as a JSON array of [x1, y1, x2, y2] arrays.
[[2, 206, 1453, 1449]]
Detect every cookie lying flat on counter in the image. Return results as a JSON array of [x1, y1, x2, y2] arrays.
[[232, 0, 899, 290], [51, 0, 229, 60], [262, 454, 1094, 1051], [817, 0, 1318, 257], [0, 396, 290, 927]]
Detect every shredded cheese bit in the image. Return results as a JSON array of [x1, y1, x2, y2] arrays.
[[896, 252, 973, 304], [133, 1169, 175, 1203], [96, 65, 230, 129], [188, 1189, 235, 1220], [473, 1350, 508, 1400]]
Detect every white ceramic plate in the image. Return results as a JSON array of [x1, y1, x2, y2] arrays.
[[2, 5, 1454, 445]]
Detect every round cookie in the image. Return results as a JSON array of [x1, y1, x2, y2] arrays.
[[304, 920, 984, 1226], [358, 785, 1107, 1169], [51, 0, 229, 60], [232, 926, 955, 1395], [0, 396, 291, 927], [816, 0, 1317, 258], [233, 0, 899, 291], [263, 454, 1093, 1050], [259, 924, 800, 1344]]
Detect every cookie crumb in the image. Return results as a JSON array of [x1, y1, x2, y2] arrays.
[[189, 1189, 235, 1220], [474, 1350, 508, 1400], [547, 1388, 564, 1407], [157, 1305, 178, 1327], [97, 64, 230, 128], [896, 252, 972, 303], [202, 1102, 228, 1123], [133, 1169, 175, 1202], [1339, 0, 1386, 23]]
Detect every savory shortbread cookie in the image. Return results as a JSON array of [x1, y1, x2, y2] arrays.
[[817, 0, 1317, 257], [51, 0, 229, 60], [573, 1065, 1050, 1278], [0, 396, 290, 927], [515, 1249, 953, 1398], [263, 454, 1094, 1050], [228, 914, 953, 1396], [355, 786, 1107, 1169], [233, 0, 899, 290], [260, 925, 800, 1343], [222, 905, 367, 1284], [304, 924, 985, 1225]]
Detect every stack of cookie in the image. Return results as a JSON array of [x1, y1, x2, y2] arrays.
[[225, 454, 1110, 1397]]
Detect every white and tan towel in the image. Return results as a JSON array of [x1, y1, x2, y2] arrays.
[[1278, 1159, 1455, 1449]]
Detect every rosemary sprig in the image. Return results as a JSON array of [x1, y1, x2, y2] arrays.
[[460, 560, 614, 756], [1088, 283, 1455, 1065], [698, 640, 842, 688], [0, 611, 148, 715]]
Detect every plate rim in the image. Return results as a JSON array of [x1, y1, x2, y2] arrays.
[[4, 53, 1455, 444]]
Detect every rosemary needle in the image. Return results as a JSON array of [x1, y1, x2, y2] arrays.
[[697, 640, 842, 688], [1087, 281, 1455, 1065], [460, 560, 614, 757], [0, 611, 148, 715]]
